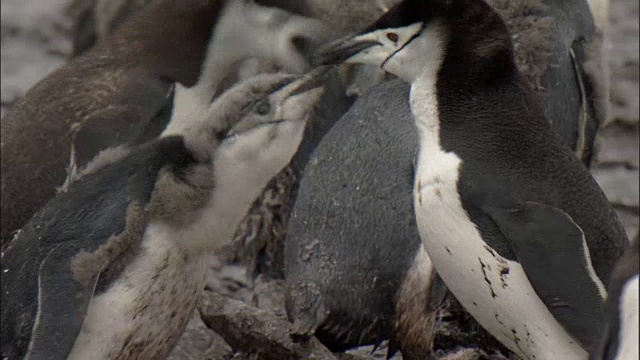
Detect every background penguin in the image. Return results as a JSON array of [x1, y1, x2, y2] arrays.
[[0, 69, 326, 360], [66, 0, 363, 56], [67, 0, 155, 55], [0, 0, 332, 249], [241, 0, 608, 152], [284, 0, 610, 357], [592, 235, 639, 360], [285, 79, 445, 357], [255, 0, 402, 97], [314, 0, 627, 359]]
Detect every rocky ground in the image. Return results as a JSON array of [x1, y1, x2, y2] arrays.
[[1, 0, 638, 359]]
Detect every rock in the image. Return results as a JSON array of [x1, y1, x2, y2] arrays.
[[434, 348, 511, 360], [251, 275, 288, 320], [615, 208, 640, 241], [608, 0, 639, 125], [206, 263, 254, 303], [1, 0, 71, 115], [595, 121, 640, 168], [198, 291, 339, 360], [345, 342, 402, 359], [610, 79, 640, 125], [168, 314, 233, 360], [335, 353, 379, 360], [592, 166, 640, 208]]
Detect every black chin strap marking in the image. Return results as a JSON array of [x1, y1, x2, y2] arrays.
[[380, 23, 425, 70]]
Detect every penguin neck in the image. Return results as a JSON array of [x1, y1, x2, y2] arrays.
[[174, 150, 289, 254], [163, 37, 251, 136], [434, 1, 516, 88], [407, 1, 518, 152], [183, 44, 248, 107], [408, 40, 446, 153]]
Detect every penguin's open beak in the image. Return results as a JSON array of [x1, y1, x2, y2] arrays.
[[287, 65, 331, 97], [312, 22, 425, 68], [222, 67, 329, 139], [275, 66, 329, 122], [312, 36, 383, 66]]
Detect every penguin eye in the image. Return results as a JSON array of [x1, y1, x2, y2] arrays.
[[387, 32, 399, 42], [291, 35, 312, 55], [215, 129, 227, 142], [255, 100, 271, 115]]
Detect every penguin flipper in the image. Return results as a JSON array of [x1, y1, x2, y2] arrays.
[[72, 83, 175, 170], [26, 243, 99, 360], [71, 106, 144, 170], [483, 202, 606, 348]]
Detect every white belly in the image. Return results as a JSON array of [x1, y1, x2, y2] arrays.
[[414, 149, 588, 360], [67, 224, 209, 360]]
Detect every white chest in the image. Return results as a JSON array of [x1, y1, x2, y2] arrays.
[[410, 77, 587, 359], [67, 225, 210, 360], [413, 145, 588, 360]]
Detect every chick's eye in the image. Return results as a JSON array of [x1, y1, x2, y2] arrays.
[[255, 101, 271, 115]]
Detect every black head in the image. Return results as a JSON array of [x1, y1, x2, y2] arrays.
[[360, 0, 443, 34], [313, 0, 514, 83]]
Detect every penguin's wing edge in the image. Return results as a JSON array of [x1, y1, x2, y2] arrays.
[[483, 202, 606, 348], [72, 82, 175, 172], [569, 38, 604, 168], [26, 242, 99, 360]]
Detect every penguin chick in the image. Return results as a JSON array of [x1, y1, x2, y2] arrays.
[[0, 69, 327, 360], [314, 0, 627, 359], [1, 0, 333, 249], [592, 236, 639, 360]]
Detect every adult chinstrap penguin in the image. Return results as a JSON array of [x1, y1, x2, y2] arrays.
[[315, 0, 628, 359], [284, 0, 608, 358], [0, 69, 327, 360], [1, 0, 332, 249], [592, 236, 639, 360]]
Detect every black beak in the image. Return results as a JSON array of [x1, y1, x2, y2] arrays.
[[288, 65, 332, 96], [312, 36, 382, 66]]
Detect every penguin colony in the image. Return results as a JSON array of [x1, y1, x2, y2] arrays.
[[0, 1, 635, 360]]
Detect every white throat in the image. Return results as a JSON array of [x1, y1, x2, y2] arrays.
[[386, 23, 447, 83], [407, 30, 446, 154]]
